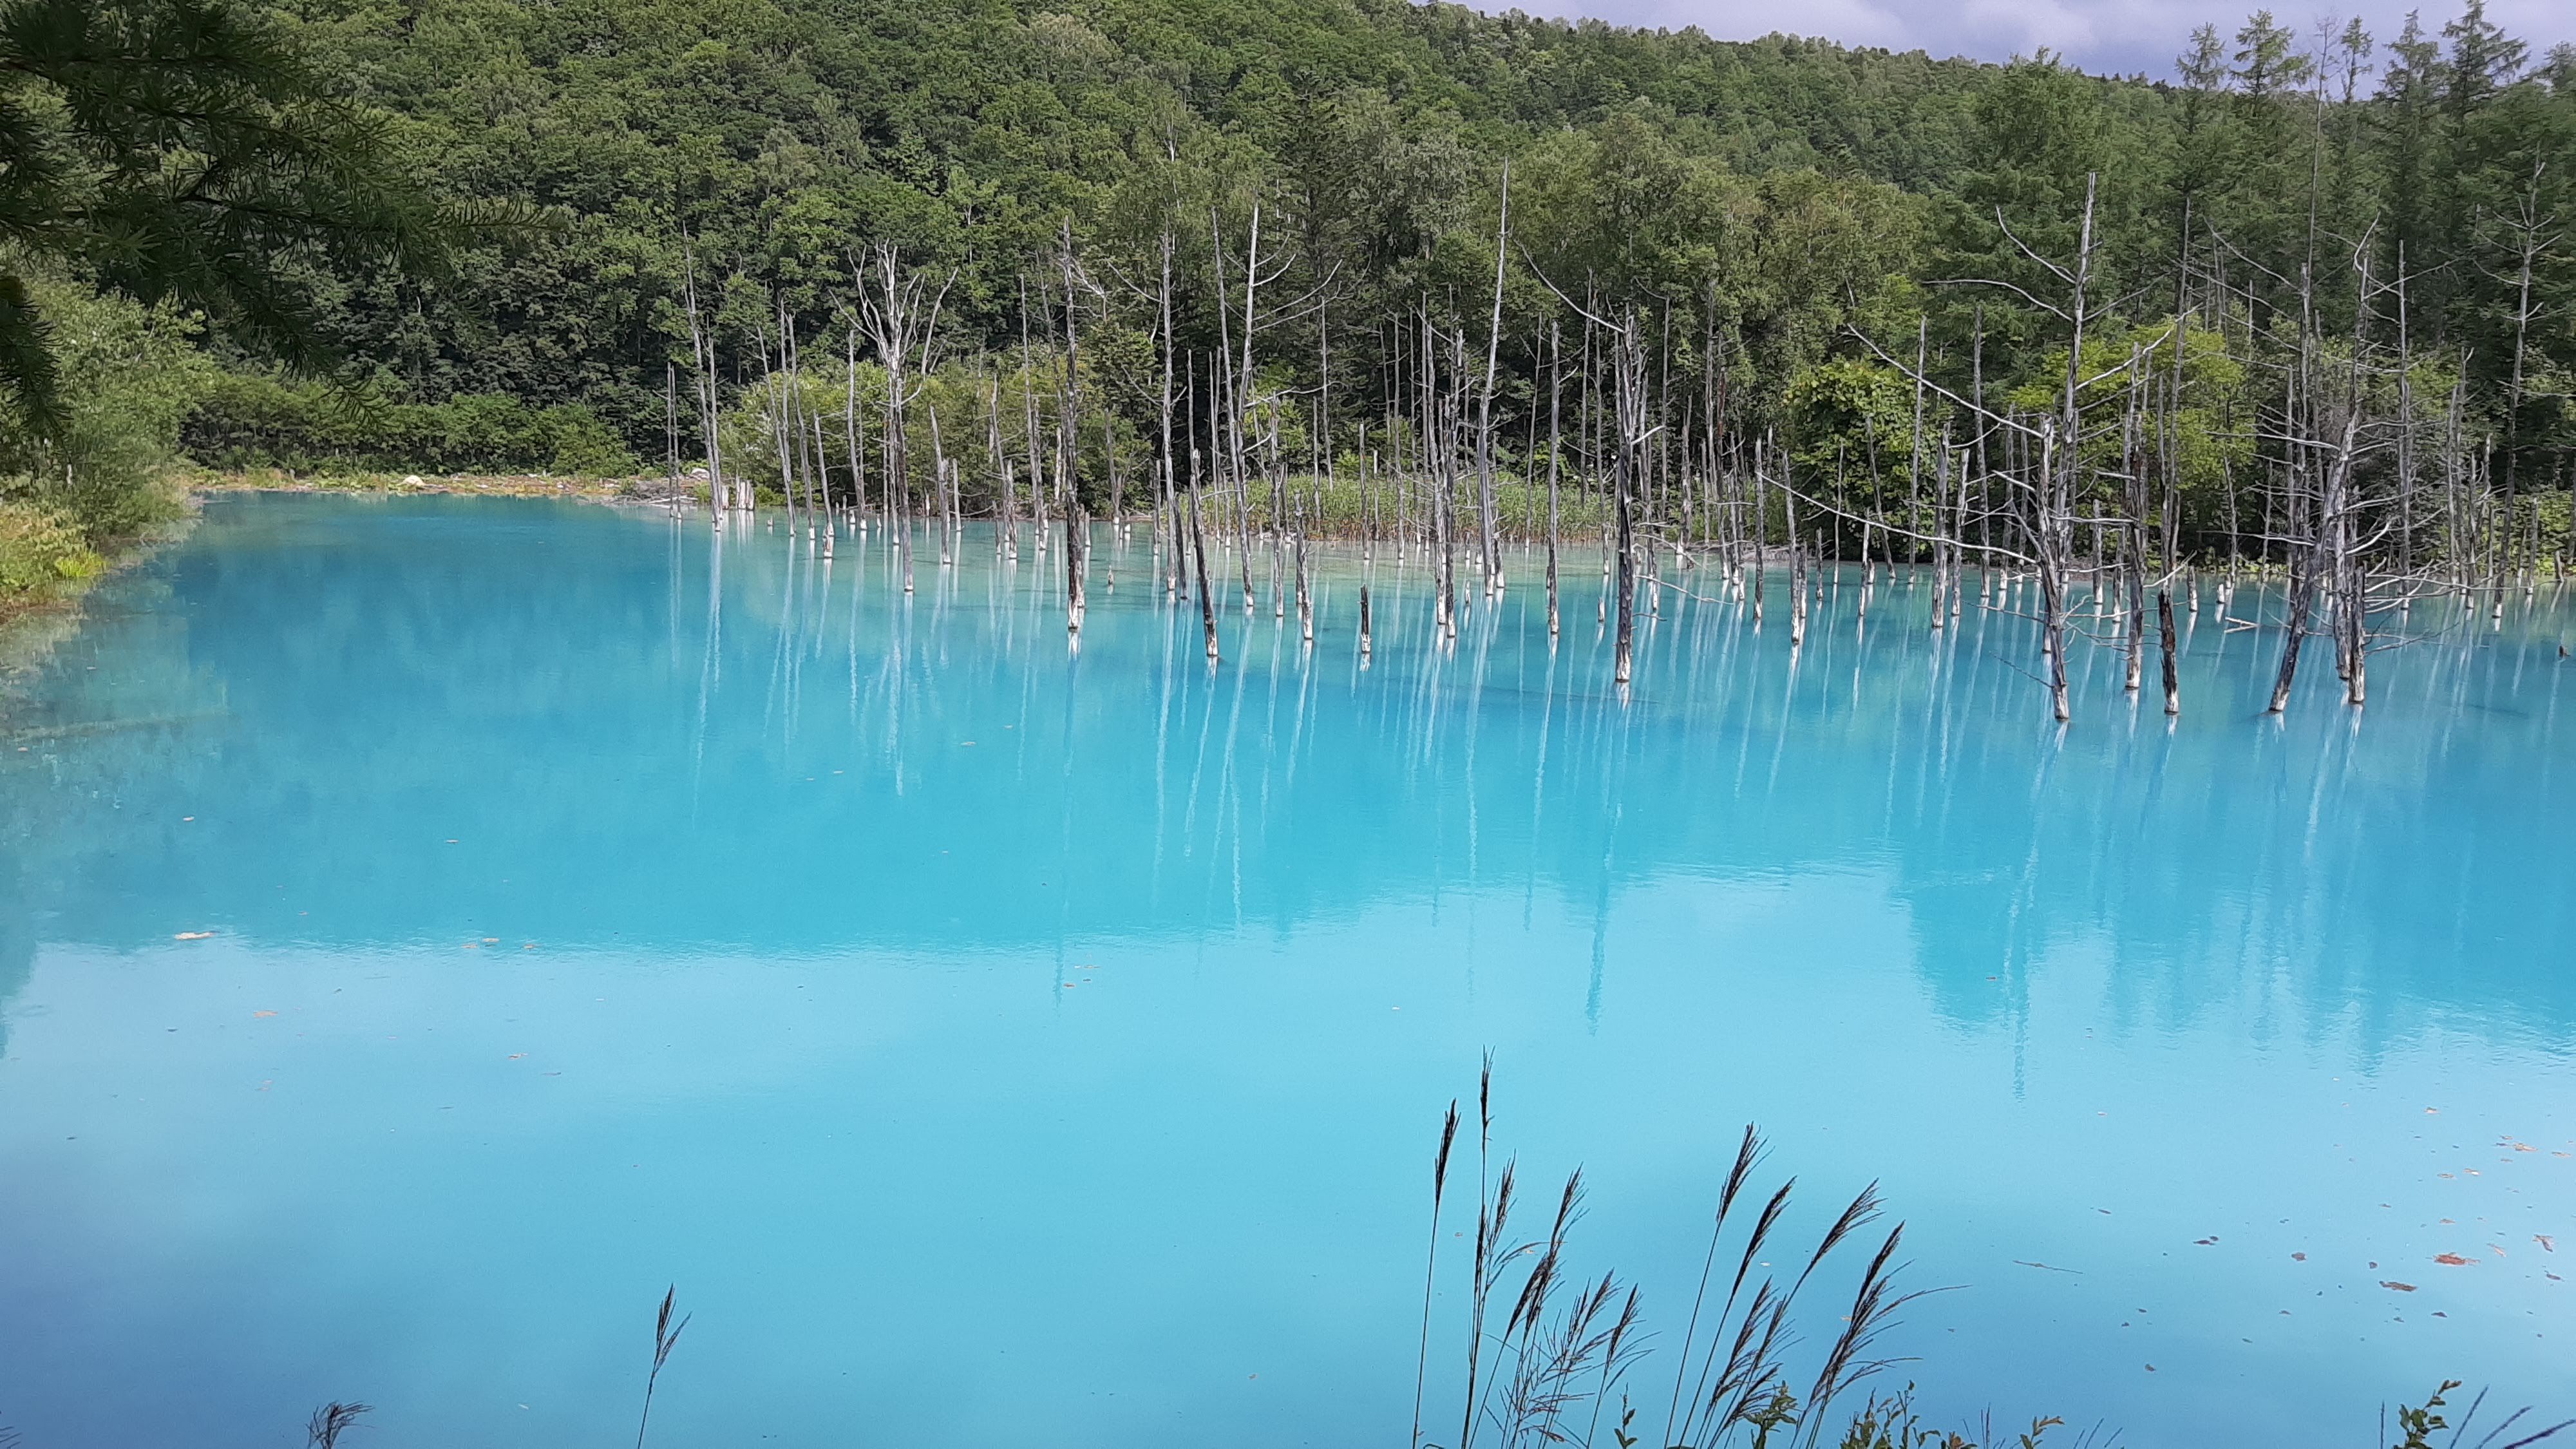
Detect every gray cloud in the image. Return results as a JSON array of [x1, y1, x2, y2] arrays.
[[1483, 0, 2573, 80]]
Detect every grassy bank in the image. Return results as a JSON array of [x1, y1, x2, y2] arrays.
[[0, 265, 211, 627], [182, 465, 1638, 544], [0, 485, 193, 632], [183, 465, 656, 504]]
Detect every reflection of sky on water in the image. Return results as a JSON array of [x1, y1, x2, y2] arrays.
[[0, 493, 2570, 1448]]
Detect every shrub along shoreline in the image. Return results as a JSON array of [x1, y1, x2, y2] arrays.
[[184, 466, 652, 504]]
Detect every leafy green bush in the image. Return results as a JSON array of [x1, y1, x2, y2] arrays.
[[0, 501, 102, 592], [0, 267, 213, 581], [185, 372, 638, 477]]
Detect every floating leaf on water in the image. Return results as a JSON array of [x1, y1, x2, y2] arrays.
[[2537, 1235, 2556, 1251], [2434, 1253, 2474, 1266], [2291, 1252, 2307, 1261], [2381, 1281, 2418, 1292]]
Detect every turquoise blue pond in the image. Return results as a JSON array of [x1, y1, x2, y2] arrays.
[[3, 491, 2571, 1446]]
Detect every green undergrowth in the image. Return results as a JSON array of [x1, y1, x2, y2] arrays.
[[0, 267, 208, 616], [183, 373, 639, 479]]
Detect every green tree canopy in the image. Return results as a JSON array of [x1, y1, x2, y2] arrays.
[[0, 0, 453, 427]]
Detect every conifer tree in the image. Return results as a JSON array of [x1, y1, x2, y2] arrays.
[[0, 0, 451, 431]]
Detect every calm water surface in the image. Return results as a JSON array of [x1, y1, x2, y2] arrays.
[[2, 492, 2571, 1447]]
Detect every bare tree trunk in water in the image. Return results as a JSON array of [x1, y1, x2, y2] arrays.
[[1784, 461, 1805, 648], [1475, 162, 1511, 595], [2271, 406, 2355, 712], [1060, 221, 1089, 637], [1157, 231, 1179, 595], [1546, 317, 1562, 638], [681, 243, 726, 524], [844, 324, 867, 531], [2038, 176, 2100, 726], [2125, 526, 2146, 693], [2158, 586, 2181, 715], [1751, 439, 1766, 629], [665, 361, 681, 517], [1611, 308, 1645, 687], [1296, 526, 1312, 644], [1189, 488, 1218, 663], [2269, 552, 2316, 713], [2040, 556, 2071, 722], [1067, 503, 1088, 637], [1615, 456, 1634, 684]]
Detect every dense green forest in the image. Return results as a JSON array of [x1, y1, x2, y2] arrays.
[[176, 0, 2568, 474], [6, 0, 2575, 703], [0, 0, 448, 591]]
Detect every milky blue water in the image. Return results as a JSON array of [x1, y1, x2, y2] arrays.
[[2, 491, 2571, 1448]]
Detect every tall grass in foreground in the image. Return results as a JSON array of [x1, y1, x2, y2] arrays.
[[2385, 1383, 2572, 1449], [1406, 1066, 2568, 1449], [636, 1284, 690, 1448], [303, 1402, 366, 1448], [236, 1073, 2564, 1448], [1415, 1061, 1936, 1449]]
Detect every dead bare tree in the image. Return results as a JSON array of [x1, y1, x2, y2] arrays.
[[850, 243, 954, 596]]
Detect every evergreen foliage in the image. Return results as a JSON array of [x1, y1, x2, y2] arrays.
[[0, 0, 454, 576], [220, 0, 2572, 495]]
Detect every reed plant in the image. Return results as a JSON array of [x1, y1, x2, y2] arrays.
[[1409, 1069, 2573, 1449], [636, 1285, 690, 1449], [1416, 1065, 1930, 1449], [303, 1402, 368, 1448], [246, 1108, 2563, 1449]]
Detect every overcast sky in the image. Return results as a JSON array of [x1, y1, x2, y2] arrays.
[[1486, 0, 2574, 81]]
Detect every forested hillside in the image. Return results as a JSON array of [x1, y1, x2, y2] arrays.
[[195, 0, 2017, 458], [191, 0, 2569, 495]]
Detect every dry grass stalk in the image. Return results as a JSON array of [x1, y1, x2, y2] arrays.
[[305, 1401, 370, 1449], [635, 1284, 691, 1449]]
